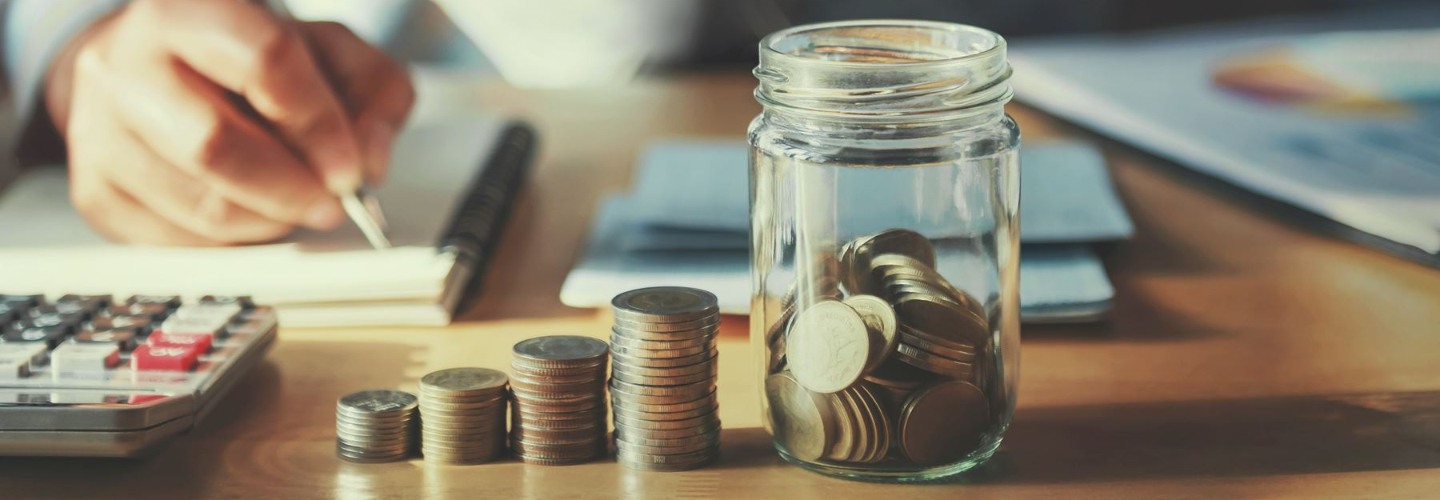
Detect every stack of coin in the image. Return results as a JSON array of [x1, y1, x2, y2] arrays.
[[417, 367, 509, 464], [609, 287, 722, 471], [335, 390, 418, 463], [763, 228, 996, 467], [509, 336, 610, 465]]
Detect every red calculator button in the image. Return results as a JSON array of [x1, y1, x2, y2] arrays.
[[147, 331, 213, 353], [131, 344, 201, 371]]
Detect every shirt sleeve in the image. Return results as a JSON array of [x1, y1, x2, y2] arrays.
[[1, 0, 126, 172]]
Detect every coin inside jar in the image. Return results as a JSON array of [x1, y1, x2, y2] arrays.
[[842, 294, 899, 372], [787, 300, 874, 394], [765, 372, 834, 462], [898, 380, 990, 465]]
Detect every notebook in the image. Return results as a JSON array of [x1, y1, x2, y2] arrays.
[[561, 140, 1127, 322], [0, 117, 536, 327]]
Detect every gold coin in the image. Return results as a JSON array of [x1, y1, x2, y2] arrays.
[[895, 343, 977, 378], [787, 301, 872, 394], [836, 388, 871, 463], [894, 294, 989, 348], [765, 372, 833, 462], [854, 383, 891, 464], [821, 391, 853, 462], [842, 294, 899, 372], [899, 381, 990, 465]]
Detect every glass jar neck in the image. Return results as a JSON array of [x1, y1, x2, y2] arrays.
[[753, 21, 1013, 129]]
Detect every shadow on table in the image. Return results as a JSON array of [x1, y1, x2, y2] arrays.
[[963, 389, 1440, 485]]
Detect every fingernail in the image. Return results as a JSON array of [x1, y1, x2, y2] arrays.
[[305, 198, 346, 230], [365, 121, 396, 184], [317, 139, 363, 192]]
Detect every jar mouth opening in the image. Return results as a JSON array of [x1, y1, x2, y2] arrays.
[[761, 20, 1004, 69]]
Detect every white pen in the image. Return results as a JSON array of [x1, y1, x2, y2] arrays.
[[262, 0, 392, 249]]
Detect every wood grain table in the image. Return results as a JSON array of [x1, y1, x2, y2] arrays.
[[3, 73, 1439, 499]]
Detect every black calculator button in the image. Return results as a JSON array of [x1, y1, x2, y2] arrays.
[[58, 294, 113, 309], [73, 327, 140, 351], [128, 295, 182, 308], [89, 316, 154, 336], [200, 295, 254, 310], [24, 309, 85, 330], [2, 326, 68, 348], [0, 294, 44, 309], [0, 306, 15, 326]]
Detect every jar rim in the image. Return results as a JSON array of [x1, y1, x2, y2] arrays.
[[760, 20, 1006, 69]]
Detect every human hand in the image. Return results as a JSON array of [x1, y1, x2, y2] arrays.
[[45, 0, 415, 245]]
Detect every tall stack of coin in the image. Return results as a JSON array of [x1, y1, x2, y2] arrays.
[[335, 390, 418, 463], [609, 287, 722, 471], [765, 228, 996, 467], [417, 367, 509, 464], [509, 336, 610, 465]]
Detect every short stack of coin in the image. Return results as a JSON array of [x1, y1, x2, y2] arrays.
[[509, 336, 610, 465], [417, 368, 509, 464], [335, 390, 418, 463], [765, 228, 997, 467], [609, 287, 722, 471]]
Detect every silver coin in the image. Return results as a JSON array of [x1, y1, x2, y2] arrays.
[[611, 389, 716, 413], [608, 331, 715, 351], [613, 428, 720, 449], [610, 356, 717, 378], [611, 287, 719, 323], [613, 421, 721, 440], [609, 379, 714, 398], [609, 388, 715, 407], [612, 315, 721, 334], [610, 368, 716, 387], [612, 400, 718, 422], [512, 336, 610, 367], [419, 367, 508, 396], [608, 342, 710, 359], [337, 390, 418, 415], [613, 412, 719, 431], [510, 360, 607, 376], [610, 349, 717, 368]]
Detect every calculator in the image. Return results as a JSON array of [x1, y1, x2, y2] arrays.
[[0, 294, 277, 457]]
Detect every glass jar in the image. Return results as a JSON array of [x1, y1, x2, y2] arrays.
[[749, 20, 1020, 482]]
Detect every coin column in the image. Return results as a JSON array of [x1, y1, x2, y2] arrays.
[[417, 368, 509, 464], [509, 336, 611, 465], [609, 287, 723, 471], [335, 390, 419, 463]]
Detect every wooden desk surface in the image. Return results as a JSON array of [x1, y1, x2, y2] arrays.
[[5, 73, 1439, 499]]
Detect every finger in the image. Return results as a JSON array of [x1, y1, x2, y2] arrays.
[[130, 0, 363, 191], [101, 127, 296, 244], [301, 21, 415, 183], [101, 52, 346, 230], [70, 173, 220, 247]]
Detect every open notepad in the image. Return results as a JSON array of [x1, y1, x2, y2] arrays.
[[0, 117, 535, 327]]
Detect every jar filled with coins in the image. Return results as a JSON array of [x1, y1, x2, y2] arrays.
[[749, 20, 1020, 482]]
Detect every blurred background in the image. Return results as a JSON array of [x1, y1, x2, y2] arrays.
[[288, 0, 1436, 86]]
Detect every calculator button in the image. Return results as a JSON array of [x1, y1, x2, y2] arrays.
[[201, 295, 254, 310], [128, 295, 182, 308], [73, 327, 140, 351], [158, 315, 228, 335], [90, 315, 155, 335], [51, 343, 120, 373], [147, 330, 214, 353], [0, 305, 15, 326], [0, 294, 44, 309], [1, 326, 69, 348], [26, 307, 87, 327], [57, 294, 112, 310], [132, 344, 201, 371], [0, 343, 49, 365], [169, 304, 241, 323]]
